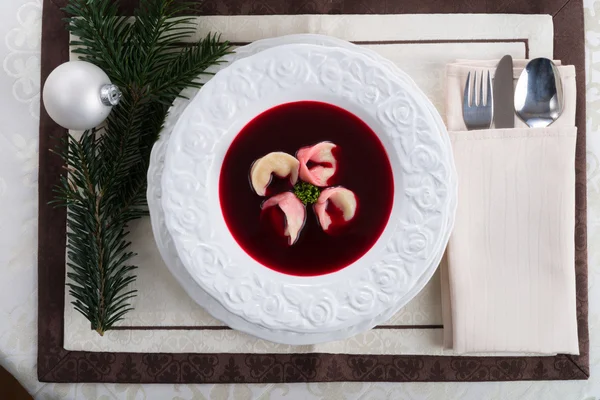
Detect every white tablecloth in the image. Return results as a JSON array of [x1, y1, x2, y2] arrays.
[[0, 1, 598, 398]]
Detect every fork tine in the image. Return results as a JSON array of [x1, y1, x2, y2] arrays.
[[471, 70, 477, 107], [463, 71, 471, 107], [479, 70, 485, 106], [486, 71, 492, 106]]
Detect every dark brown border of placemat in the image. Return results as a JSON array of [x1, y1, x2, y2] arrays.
[[38, 0, 589, 382]]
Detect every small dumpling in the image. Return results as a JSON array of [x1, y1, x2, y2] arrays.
[[262, 192, 306, 245], [296, 142, 338, 187], [250, 152, 299, 196], [314, 187, 357, 232]]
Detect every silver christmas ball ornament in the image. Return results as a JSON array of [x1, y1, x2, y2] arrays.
[[43, 61, 121, 130]]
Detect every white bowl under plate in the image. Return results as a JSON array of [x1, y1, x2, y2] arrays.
[[149, 35, 457, 344]]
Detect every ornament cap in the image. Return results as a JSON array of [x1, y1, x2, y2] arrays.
[[100, 84, 122, 106]]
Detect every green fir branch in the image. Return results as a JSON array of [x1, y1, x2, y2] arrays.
[[53, 0, 230, 335]]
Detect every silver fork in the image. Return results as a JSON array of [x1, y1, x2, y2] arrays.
[[462, 71, 493, 130]]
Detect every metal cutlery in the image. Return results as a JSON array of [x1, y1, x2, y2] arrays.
[[493, 55, 514, 128], [462, 70, 493, 130], [514, 57, 563, 127]]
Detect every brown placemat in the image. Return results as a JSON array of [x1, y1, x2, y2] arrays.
[[38, 0, 589, 383]]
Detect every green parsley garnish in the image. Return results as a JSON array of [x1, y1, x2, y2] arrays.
[[293, 181, 321, 205]]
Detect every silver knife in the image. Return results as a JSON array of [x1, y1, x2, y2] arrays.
[[493, 55, 514, 128]]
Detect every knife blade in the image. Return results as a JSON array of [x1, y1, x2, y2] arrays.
[[493, 55, 514, 128]]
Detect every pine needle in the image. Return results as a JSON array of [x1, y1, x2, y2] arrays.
[[54, 0, 230, 334]]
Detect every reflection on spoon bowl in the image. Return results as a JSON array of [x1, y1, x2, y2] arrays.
[[514, 57, 563, 128]]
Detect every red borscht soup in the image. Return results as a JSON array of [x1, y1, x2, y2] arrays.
[[219, 101, 394, 276]]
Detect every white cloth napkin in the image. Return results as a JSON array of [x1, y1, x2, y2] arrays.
[[441, 60, 579, 355]]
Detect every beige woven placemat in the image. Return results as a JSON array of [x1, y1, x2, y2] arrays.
[[63, 14, 553, 355]]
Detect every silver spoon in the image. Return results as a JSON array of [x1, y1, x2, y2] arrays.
[[514, 58, 563, 127]]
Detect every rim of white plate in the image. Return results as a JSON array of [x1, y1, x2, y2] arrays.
[[149, 35, 457, 344]]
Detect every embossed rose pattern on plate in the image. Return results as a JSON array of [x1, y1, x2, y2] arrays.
[[160, 42, 457, 341], [149, 34, 456, 345]]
